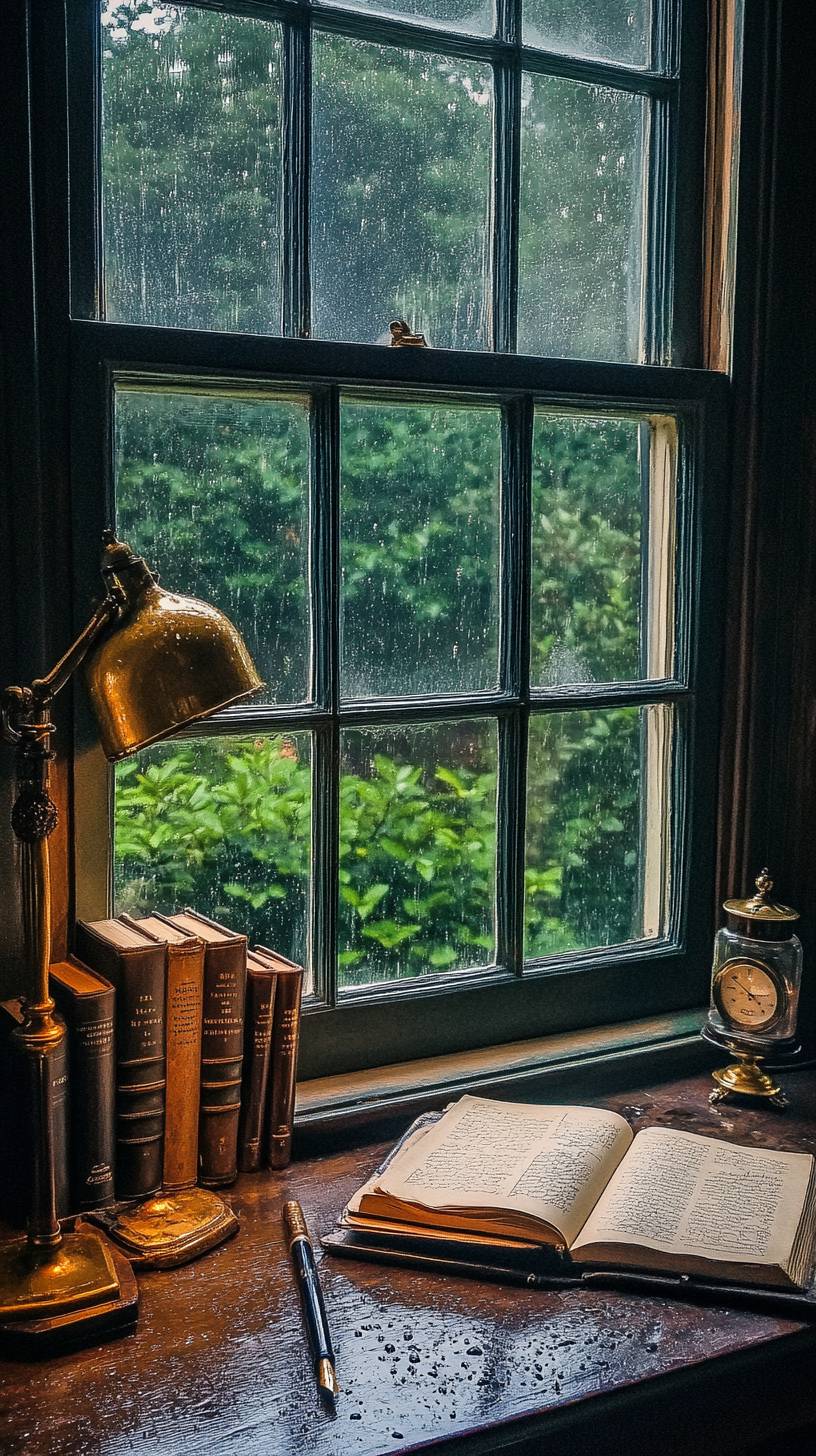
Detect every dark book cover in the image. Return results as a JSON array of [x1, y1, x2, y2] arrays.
[[167, 910, 247, 1187], [238, 952, 278, 1173], [74, 918, 167, 1200], [125, 915, 205, 1192], [49, 957, 116, 1211], [0, 998, 70, 1226], [254, 946, 304, 1170]]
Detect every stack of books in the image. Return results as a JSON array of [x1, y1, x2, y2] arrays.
[[0, 911, 303, 1221]]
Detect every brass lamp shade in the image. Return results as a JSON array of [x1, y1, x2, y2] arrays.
[[84, 539, 262, 761]]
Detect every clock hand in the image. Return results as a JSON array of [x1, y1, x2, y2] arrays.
[[734, 977, 765, 1005]]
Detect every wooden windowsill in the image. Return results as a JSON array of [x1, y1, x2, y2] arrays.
[[295, 1007, 712, 1134]]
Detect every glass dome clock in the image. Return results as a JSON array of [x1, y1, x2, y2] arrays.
[[703, 869, 802, 1109]]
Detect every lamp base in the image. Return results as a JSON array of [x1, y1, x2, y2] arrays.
[[0, 1225, 138, 1353], [89, 1187, 239, 1269]]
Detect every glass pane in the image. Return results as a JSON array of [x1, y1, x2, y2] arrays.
[[101, 3, 282, 332], [114, 387, 311, 705], [531, 413, 675, 686], [322, 0, 494, 36], [114, 732, 312, 976], [523, 0, 652, 69], [338, 720, 497, 988], [311, 35, 493, 350], [341, 400, 501, 698], [525, 704, 672, 958], [518, 74, 646, 362]]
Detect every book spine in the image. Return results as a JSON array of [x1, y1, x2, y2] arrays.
[[163, 945, 204, 1191], [238, 969, 277, 1173], [265, 966, 304, 1170], [116, 986, 166, 1199], [74, 926, 167, 1200], [0, 1004, 70, 1226], [50, 979, 115, 1210], [199, 942, 247, 1187]]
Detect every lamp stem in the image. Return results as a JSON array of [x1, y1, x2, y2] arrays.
[[10, 719, 65, 1251]]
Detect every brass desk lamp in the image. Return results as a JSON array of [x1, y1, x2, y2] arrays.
[[0, 532, 261, 1343]]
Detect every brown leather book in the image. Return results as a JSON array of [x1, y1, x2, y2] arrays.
[[253, 946, 304, 1170], [0, 997, 70, 1225], [74, 918, 167, 1201], [238, 952, 278, 1173], [50, 958, 116, 1211], [125, 915, 205, 1192], [167, 911, 247, 1187]]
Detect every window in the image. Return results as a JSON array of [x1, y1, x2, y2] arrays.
[[72, 0, 727, 1078]]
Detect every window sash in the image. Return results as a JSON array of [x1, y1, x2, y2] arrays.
[[76, 0, 709, 366], [70, 318, 729, 1074]]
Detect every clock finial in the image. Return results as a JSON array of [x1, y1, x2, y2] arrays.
[[747, 868, 773, 912]]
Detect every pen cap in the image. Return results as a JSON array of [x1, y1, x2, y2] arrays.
[[283, 1200, 310, 1244]]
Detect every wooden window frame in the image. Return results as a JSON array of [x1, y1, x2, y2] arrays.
[[0, 0, 742, 1083]]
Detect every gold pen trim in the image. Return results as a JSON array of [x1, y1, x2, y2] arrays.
[[318, 1358, 340, 1397]]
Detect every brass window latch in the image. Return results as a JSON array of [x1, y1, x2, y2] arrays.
[[389, 319, 428, 347]]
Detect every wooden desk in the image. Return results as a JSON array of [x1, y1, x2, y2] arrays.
[[3, 1071, 816, 1456]]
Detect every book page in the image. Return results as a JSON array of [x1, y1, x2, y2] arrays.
[[377, 1095, 633, 1246], [573, 1126, 813, 1269]]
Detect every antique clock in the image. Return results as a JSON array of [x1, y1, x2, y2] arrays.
[[702, 869, 802, 1108]]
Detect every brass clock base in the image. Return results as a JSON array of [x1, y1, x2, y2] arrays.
[[89, 1187, 239, 1269], [709, 1052, 788, 1110]]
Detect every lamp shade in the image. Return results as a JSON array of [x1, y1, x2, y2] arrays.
[[83, 536, 262, 761]]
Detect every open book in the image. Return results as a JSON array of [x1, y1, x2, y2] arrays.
[[339, 1096, 816, 1290]]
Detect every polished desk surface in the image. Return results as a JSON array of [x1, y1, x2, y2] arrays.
[[3, 1070, 816, 1456]]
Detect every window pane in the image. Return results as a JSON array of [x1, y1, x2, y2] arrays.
[[311, 35, 493, 350], [523, 0, 653, 69], [101, 3, 282, 332], [322, 0, 494, 37], [341, 400, 501, 698], [339, 720, 497, 988], [114, 386, 311, 705], [114, 733, 312, 976], [531, 413, 675, 685], [519, 74, 646, 362], [525, 704, 672, 957]]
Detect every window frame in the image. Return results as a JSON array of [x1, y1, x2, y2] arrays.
[[66, 0, 728, 1081]]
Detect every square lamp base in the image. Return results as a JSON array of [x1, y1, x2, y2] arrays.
[[0, 1225, 138, 1354]]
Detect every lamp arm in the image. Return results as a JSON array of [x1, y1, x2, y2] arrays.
[[1, 591, 122, 743], [32, 592, 123, 707]]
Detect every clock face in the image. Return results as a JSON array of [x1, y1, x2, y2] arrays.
[[713, 959, 782, 1032]]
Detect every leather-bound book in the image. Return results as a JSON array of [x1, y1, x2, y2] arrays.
[[125, 915, 204, 1192], [253, 947, 304, 1170], [0, 997, 70, 1225], [50, 958, 116, 1211], [167, 911, 247, 1188], [237, 951, 278, 1173], [74, 918, 167, 1200]]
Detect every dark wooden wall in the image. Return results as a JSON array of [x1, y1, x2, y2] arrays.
[[716, 0, 816, 1043]]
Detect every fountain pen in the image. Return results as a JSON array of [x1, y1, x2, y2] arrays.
[[283, 1200, 340, 1401]]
